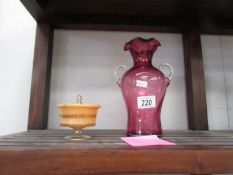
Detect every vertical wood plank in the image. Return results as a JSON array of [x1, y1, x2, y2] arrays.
[[183, 28, 209, 130], [28, 23, 54, 129]]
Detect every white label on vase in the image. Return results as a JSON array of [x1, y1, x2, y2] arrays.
[[137, 96, 156, 109], [136, 80, 148, 88]]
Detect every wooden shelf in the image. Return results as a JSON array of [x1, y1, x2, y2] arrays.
[[20, 0, 233, 33], [15, 1, 233, 174], [0, 130, 233, 174]]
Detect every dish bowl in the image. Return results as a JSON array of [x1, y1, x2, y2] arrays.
[[57, 96, 101, 140]]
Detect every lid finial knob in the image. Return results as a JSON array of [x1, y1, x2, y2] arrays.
[[77, 95, 83, 104]]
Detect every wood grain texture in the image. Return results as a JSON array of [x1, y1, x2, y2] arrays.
[[0, 130, 233, 175], [19, 0, 233, 33], [1, 148, 233, 175], [183, 28, 209, 130], [28, 23, 54, 129], [1, 130, 233, 147]]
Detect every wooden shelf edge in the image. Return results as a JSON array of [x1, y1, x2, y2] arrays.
[[0, 130, 233, 174]]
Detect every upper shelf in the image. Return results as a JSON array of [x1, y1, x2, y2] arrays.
[[20, 0, 233, 33]]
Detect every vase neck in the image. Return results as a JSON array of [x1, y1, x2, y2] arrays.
[[131, 50, 153, 66]]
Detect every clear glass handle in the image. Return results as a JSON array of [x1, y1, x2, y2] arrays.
[[114, 65, 127, 87], [159, 63, 173, 80]]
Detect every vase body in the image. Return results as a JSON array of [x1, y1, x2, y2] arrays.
[[120, 37, 171, 136]]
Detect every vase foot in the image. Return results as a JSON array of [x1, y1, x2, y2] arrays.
[[127, 131, 162, 137]]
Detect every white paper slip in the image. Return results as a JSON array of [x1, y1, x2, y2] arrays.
[[137, 96, 156, 109], [136, 80, 148, 88]]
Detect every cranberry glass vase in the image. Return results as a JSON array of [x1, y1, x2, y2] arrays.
[[115, 37, 173, 136]]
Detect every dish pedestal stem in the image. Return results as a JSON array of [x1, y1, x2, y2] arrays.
[[65, 130, 91, 141]]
